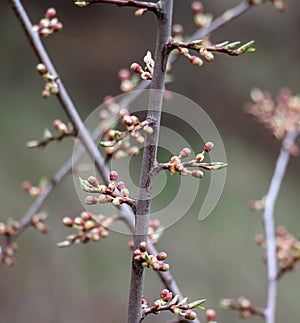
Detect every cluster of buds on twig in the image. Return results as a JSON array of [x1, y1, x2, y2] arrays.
[[141, 289, 206, 321], [118, 68, 140, 93], [129, 219, 164, 249], [249, 0, 287, 12], [33, 8, 63, 37], [170, 39, 255, 67], [245, 88, 300, 147], [36, 63, 60, 98], [80, 171, 136, 211], [220, 297, 264, 319], [31, 213, 49, 234], [255, 226, 300, 278], [0, 242, 18, 266], [100, 108, 153, 159], [157, 142, 227, 177], [134, 242, 169, 272], [26, 119, 75, 149], [191, 1, 212, 28], [57, 211, 118, 247], [130, 51, 155, 80], [22, 178, 48, 198]]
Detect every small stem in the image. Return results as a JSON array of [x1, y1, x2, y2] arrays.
[[79, 0, 159, 13], [263, 129, 299, 323]]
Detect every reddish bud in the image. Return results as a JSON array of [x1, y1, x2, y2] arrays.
[[62, 217, 74, 227], [36, 63, 47, 75], [22, 181, 32, 191], [81, 211, 93, 221], [130, 63, 143, 74], [143, 125, 153, 135], [203, 141, 214, 152], [98, 194, 113, 203], [109, 171, 119, 181], [118, 68, 130, 80], [191, 1, 203, 14], [84, 196, 98, 205], [87, 176, 99, 187], [192, 170, 204, 178], [190, 55, 203, 66], [172, 24, 183, 37], [157, 252, 167, 261], [206, 308, 216, 321], [139, 242, 147, 252], [159, 263, 170, 271], [45, 8, 57, 19], [179, 147, 191, 158], [184, 309, 197, 320], [42, 88, 51, 98]]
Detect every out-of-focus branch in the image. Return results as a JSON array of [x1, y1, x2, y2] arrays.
[[263, 129, 299, 323]]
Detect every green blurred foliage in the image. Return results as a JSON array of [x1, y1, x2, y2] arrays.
[[0, 0, 300, 322]]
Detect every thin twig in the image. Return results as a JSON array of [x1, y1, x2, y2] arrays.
[[263, 129, 299, 323], [75, 0, 159, 13]]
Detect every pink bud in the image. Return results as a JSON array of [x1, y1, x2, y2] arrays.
[[45, 8, 57, 19], [192, 170, 204, 178], [84, 196, 98, 205], [118, 68, 131, 80], [179, 147, 191, 158], [36, 63, 47, 75], [130, 63, 143, 74], [203, 141, 214, 152], [190, 55, 203, 66], [109, 171, 119, 181], [62, 217, 74, 227], [206, 308, 216, 321]]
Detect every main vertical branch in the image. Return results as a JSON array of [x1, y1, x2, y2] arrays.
[[263, 129, 299, 323], [127, 1, 174, 322]]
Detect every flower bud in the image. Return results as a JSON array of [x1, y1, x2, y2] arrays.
[[157, 252, 167, 261], [203, 141, 214, 152], [190, 55, 203, 66], [130, 63, 143, 74], [98, 194, 112, 203], [118, 68, 130, 80], [109, 171, 119, 181], [45, 7, 57, 19], [206, 308, 216, 321], [139, 241, 147, 252], [81, 211, 93, 221], [195, 153, 204, 162], [159, 263, 170, 271], [191, 1, 203, 14], [143, 125, 153, 135], [179, 147, 191, 158], [62, 217, 74, 227], [184, 309, 197, 320], [36, 63, 47, 75], [84, 196, 98, 205], [192, 170, 204, 178]]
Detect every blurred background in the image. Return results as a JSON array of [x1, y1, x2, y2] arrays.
[[0, 0, 300, 322]]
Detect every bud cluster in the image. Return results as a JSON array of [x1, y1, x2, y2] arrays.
[[31, 213, 49, 234], [128, 219, 163, 249], [245, 88, 300, 146], [220, 297, 264, 318], [191, 1, 212, 28], [27, 119, 75, 149], [57, 211, 117, 248], [32, 8, 63, 37], [142, 289, 206, 321], [100, 108, 153, 159], [255, 226, 300, 277], [249, 0, 287, 12], [174, 39, 255, 67], [133, 242, 169, 272], [22, 178, 48, 198], [79, 172, 136, 211], [158, 142, 227, 177], [36, 63, 60, 98], [130, 51, 155, 80], [0, 242, 18, 266]]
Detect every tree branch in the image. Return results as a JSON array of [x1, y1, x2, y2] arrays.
[[263, 129, 299, 323], [127, 0, 174, 322], [73, 0, 159, 13]]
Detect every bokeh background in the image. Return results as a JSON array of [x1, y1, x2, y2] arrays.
[[1, 0, 300, 322]]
